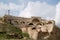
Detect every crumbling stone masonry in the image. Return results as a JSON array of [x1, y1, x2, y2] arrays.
[[3, 15, 60, 40]]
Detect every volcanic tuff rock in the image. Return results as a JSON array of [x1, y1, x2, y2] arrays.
[[2, 15, 60, 40]]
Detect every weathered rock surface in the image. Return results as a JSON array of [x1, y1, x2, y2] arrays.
[[2, 15, 60, 40]]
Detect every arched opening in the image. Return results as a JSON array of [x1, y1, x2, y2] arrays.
[[32, 18, 40, 23], [29, 23, 33, 25], [37, 23, 42, 25], [32, 27, 36, 30], [14, 21, 18, 24], [20, 21, 25, 24], [47, 21, 52, 24]]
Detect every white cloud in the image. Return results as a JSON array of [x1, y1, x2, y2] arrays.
[[9, 3, 24, 10], [0, 2, 8, 10], [0, 2, 8, 17], [55, 2, 60, 27], [19, 1, 55, 18], [40, 0, 51, 1], [46, 17, 54, 20], [0, 2, 24, 17]]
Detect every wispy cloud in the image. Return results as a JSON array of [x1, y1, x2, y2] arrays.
[[19, 1, 55, 18], [55, 2, 60, 27], [0, 2, 24, 16]]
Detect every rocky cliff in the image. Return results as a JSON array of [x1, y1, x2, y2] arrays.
[[0, 15, 60, 40]]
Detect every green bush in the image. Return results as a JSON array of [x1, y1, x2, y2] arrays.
[[0, 22, 30, 39], [22, 32, 29, 38]]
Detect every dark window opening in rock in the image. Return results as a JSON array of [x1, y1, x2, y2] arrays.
[[20, 21, 25, 24], [29, 23, 33, 25], [22, 21, 25, 23], [4, 19, 6, 22], [32, 27, 36, 30], [51, 32, 53, 35], [8, 19, 11, 24], [43, 23, 45, 25], [47, 21, 52, 24], [32, 18, 40, 23], [37, 23, 42, 25], [14, 21, 18, 24]]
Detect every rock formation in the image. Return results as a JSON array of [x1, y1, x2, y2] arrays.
[[3, 15, 60, 40]]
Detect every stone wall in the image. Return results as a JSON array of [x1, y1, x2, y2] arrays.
[[3, 15, 60, 40]]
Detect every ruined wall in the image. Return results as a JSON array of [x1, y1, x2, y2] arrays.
[[3, 15, 60, 40]]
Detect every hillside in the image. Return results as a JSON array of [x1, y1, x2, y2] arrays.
[[0, 15, 60, 40], [0, 19, 30, 40]]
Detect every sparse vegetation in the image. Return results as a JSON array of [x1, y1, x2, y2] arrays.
[[0, 15, 60, 40], [0, 22, 31, 40]]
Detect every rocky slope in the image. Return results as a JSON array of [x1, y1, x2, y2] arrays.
[[0, 15, 60, 40], [37, 25, 60, 40]]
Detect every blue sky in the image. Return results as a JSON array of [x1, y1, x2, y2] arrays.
[[0, 0, 60, 27], [0, 0, 60, 5], [0, 0, 60, 17]]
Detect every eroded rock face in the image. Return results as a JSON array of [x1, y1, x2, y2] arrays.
[[4, 15, 60, 40], [27, 20, 55, 40]]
